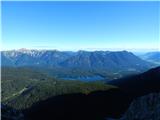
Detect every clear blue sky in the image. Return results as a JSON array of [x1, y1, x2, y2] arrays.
[[2, 1, 160, 51]]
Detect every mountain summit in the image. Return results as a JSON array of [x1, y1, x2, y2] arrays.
[[1, 50, 153, 80]]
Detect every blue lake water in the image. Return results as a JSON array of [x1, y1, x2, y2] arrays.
[[60, 75, 106, 81]]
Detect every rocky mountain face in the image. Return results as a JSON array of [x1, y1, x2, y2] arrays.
[[106, 92, 160, 120], [1, 49, 74, 67], [120, 92, 160, 120]]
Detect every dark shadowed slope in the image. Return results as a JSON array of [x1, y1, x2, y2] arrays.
[[25, 89, 132, 120], [24, 67, 160, 120], [108, 66, 160, 95], [2, 66, 160, 120], [120, 92, 160, 120], [106, 92, 160, 120]]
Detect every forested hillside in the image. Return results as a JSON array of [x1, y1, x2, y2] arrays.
[[2, 67, 116, 110]]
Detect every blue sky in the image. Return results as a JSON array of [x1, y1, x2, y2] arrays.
[[2, 1, 160, 51]]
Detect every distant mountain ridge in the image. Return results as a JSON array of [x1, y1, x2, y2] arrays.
[[60, 50, 151, 71], [1, 49, 154, 80], [138, 51, 160, 64]]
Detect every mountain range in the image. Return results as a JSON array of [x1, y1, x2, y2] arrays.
[[1, 49, 154, 80], [1, 48, 160, 120]]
